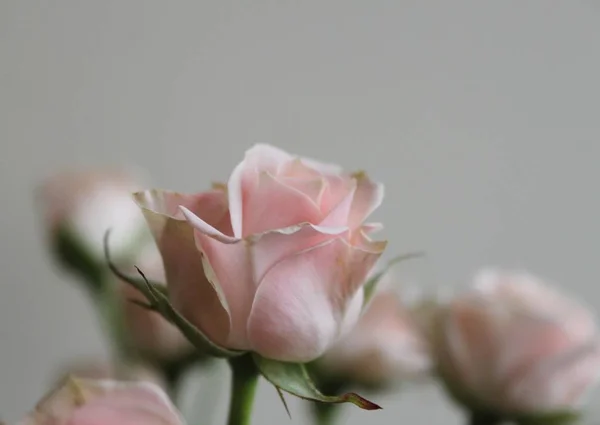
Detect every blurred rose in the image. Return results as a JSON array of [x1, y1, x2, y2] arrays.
[[38, 168, 147, 259], [317, 283, 432, 387], [134, 144, 386, 362], [434, 269, 600, 418], [120, 244, 192, 361], [18, 378, 183, 425], [54, 359, 165, 388]]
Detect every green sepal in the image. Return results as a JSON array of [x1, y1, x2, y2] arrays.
[[363, 251, 425, 307], [103, 230, 242, 359], [252, 354, 381, 411]]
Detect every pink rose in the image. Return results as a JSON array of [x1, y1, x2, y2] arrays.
[[38, 169, 147, 259], [18, 378, 183, 425], [134, 144, 387, 362], [434, 269, 600, 417], [120, 244, 192, 361], [318, 282, 432, 386]]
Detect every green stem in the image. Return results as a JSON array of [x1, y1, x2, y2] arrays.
[[227, 354, 260, 425], [311, 402, 341, 425], [468, 411, 503, 425], [97, 274, 132, 365]]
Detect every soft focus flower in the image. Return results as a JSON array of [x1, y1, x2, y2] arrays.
[[433, 269, 600, 419], [134, 144, 387, 362], [53, 359, 165, 388], [38, 168, 147, 259], [120, 244, 192, 361], [18, 377, 183, 425], [317, 283, 432, 387]]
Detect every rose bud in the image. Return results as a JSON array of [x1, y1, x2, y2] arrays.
[[17, 377, 183, 425], [120, 244, 192, 362], [316, 283, 432, 388], [53, 359, 165, 388], [37, 168, 148, 263], [134, 144, 387, 362], [433, 269, 600, 423]]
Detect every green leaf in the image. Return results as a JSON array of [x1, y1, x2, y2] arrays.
[[363, 251, 425, 306], [252, 355, 381, 411], [103, 230, 242, 359]]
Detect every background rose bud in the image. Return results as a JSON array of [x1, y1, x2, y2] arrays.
[[18, 378, 183, 425], [38, 168, 148, 261], [135, 144, 387, 362], [434, 269, 600, 421], [316, 283, 432, 388], [54, 359, 165, 388], [119, 244, 192, 361]]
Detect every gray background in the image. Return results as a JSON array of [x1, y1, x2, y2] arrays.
[[2, 1, 600, 424]]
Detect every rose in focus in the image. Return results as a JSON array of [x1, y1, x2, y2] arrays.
[[433, 269, 600, 420], [18, 378, 183, 425], [135, 144, 387, 362]]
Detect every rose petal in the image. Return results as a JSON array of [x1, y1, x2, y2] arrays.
[[134, 190, 231, 347], [247, 238, 384, 362], [248, 223, 348, 285], [509, 339, 600, 412], [279, 176, 325, 206], [362, 222, 384, 234], [348, 172, 384, 228], [228, 144, 293, 238], [177, 206, 255, 349], [320, 174, 355, 217], [69, 383, 181, 425], [443, 299, 504, 396], [242, 172, 322, 236], [279, 158, 321, 179], [299, 156, 344, 175], [23, 379, 182, 425], [319, 181, 357, 228]]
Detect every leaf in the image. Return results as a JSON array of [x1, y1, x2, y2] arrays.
[[103, 230, 242, 359], [253, 355, 381, 410], [363, 251, 425, 306]]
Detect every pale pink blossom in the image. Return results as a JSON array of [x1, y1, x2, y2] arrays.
[[134, 144, 387, 361], [318, 284, 432, 386], [54, 359, 165, 388], [38, 169, 147, 259], [18, 378, 183, 425], [434, 269, 600, 416]]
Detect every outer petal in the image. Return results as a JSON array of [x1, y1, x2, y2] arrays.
[[508, 338, 600, 412], [182, 208, 347, 349], [179, 206, 255, 349], [133, 190, 231, 347], [441, 300, 505, 398], [20, 378, 182, 425], [69, 381, 182, 425], [242, 172, 322, 236], [348, 172, 384, 228], [247, 237, 385, 362]]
